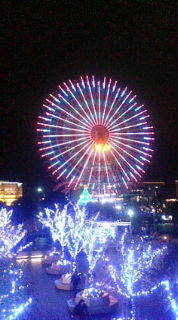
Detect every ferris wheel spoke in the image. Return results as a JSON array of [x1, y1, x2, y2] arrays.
[[97, 81, 101, 125], [47, 140, 92, 168], [88, 151, 96, 186], [118, 113, 150, 127], [52, 140, 92, 176], [43, 134, 90, 139], [38, 116, 51, 122], [98, 153, 101, 194], [39, 136, 90, 151], [109, 138, 144, 166], [110, 142, 141, 179], [54, 94, 90, 129], [108, 136, 151, 146], [86, 76, 98, 124], [101, 78, 111, 125], [107, 102, 137, 129], [45, 112, 92, 131], [109, 136, 152, 159], [38, 140, 51, 145], [73, 149, 94, 189], [37, 128, 50, 133], [37, 122, 91, 133], [63, 82, 95, 126], [110, 151, 131, 182], [66, 143, 94, 185], [57, 92, 92, 127], [110, 131, 154, 136], [45, 98, 90, 129], [109, 108, 148, 130], [77, 81, 96, 125], [106, 90, 132, 126], [110, 121, 148, 133], [112, 80, 117, 92], [103, 86, 120, 127], [102, 152, 111, 187]]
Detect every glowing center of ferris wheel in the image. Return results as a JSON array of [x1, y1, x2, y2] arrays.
[[91, 125, 111, 152]]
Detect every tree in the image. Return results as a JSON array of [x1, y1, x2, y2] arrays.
[[0, 208, 30, 258], [109, 229, 167, 319], [38, 204, 103, 273], [67, 207, 102, 273], [38, 204, 70, 258], [66, 205, 87, 265], [0, 208, 32, 319]]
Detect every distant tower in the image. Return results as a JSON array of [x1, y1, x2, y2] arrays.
[[175, 180, 178, 198]]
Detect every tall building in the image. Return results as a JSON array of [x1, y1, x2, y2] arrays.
[[0, 181, 23, 206]]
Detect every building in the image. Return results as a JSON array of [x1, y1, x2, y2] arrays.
[[0, 181, 23, 206], [133, 181, 165, 200], [175, 180, 178, 198]]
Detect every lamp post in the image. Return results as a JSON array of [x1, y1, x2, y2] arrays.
[[37, 187, 43, 193], [36, 187, 45, 204]]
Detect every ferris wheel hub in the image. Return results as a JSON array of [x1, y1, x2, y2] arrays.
[[91, 125, 109, 144]]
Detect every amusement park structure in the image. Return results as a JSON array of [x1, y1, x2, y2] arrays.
[[37, 76, 154, 200]]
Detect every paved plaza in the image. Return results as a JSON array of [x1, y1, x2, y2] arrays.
[[21, 260, 117, 320], [18, 254, 177, 320]]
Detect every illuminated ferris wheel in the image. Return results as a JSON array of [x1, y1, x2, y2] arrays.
[[37, 76, 154, 193]]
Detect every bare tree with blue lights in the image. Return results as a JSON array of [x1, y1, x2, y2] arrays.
[[38, 204, 102, 273], [109, 229, 170, 319], [0, 208, 32, 320]]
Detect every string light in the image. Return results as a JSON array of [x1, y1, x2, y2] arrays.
[[0, 208, 31, 258], [111, 280, 178, 319], [109, 241, 167, 297], [38, 204, 103, 272], [0, 208, 32, 319], [38, 204, 70, 259], [108, 229, 168, 319], [0, 264, 32, 320]]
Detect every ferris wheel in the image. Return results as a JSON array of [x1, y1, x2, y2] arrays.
[[37, 76, 154, 193]]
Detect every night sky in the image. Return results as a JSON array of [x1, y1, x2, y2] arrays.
[[2, 2, 178, 196]]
